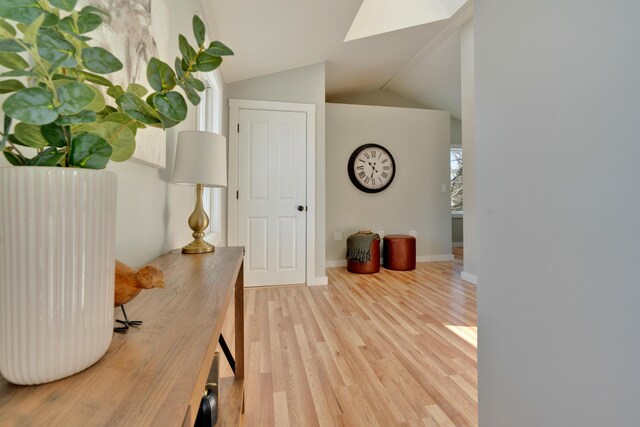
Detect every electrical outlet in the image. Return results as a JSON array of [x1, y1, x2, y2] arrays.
[[333, 232, 342, 241], [409, 230, 417, 238]]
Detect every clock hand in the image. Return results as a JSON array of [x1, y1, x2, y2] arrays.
[[368, 161, 379, 174]]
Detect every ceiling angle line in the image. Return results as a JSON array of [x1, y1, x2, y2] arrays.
[[380, 0, 474, 91]]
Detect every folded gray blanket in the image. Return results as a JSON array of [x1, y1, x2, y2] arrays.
[[346, 232, 380, 263]]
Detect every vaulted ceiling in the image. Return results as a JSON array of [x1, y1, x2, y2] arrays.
[[202, 0, 473, 119]]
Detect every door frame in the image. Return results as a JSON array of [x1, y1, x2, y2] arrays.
[[228, 99, 317, 286]]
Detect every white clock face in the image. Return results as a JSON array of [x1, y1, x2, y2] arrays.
[[349, 144, 395, 193]]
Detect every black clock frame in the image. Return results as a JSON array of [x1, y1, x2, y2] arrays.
[[347, 143, 396, 193]]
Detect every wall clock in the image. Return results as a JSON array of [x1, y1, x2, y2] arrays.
[[347, 143, 396, 193]]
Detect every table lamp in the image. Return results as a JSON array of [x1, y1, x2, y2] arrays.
[[172, 130, 227, 254]]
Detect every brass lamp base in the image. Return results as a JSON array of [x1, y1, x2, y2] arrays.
[[182, 239, 215, 254], [182, 183, 215, 254]]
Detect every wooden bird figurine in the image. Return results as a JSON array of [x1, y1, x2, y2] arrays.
[[114, 260, 165, 333]]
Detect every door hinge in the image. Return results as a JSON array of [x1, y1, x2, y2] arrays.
[[236, 190, 239, 200], [237, 123, 239, 133]]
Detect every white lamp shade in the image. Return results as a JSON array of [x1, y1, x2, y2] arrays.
[[173, 130, 227, 187]]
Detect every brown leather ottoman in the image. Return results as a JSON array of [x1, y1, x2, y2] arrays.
[[383, 235, 416, 271], [347, 238, 380, 274]]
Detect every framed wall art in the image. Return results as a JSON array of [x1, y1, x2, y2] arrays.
[[79, 0, 170, 168]]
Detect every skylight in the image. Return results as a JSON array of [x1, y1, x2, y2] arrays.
[[345, 0, 467, 41]]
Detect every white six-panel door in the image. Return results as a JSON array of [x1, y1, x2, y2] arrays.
[[237, 109, 307, 286]]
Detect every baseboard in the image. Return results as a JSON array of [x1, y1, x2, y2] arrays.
[[308, 276, 328, 286], [325, 260, 347, 268], [461, 271, 477, 285], [325, 254, 454, 268], [452, 242, 464, 248], [416, 254, 455, 262]]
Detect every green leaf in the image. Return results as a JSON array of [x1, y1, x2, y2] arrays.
[[0, 1, 36, 22], [195, 52, 221, 72], [1, 115, 11, 149], [41, 122, 68, 147], [116, 93, 161, 125], [69, 133, 111, 168], [79, 121, 135, 162], [81, 47, 123, 74], [126, 82, 147, 97], [3, 150, 26, 165], [55, 110, 96, 125], [106, 84, 124, 99], [0, 78, 25, 94], [0, 51, 28, 69], [0, 18, 16, 36], [85, 85, 105, 112], [157, 113, 179, 129], [52, 73, 76, 81], [57, 16, 74, 34], [21, 11, 44, 44], [27, 146, 64, 166], [193, 15, 205, 48], [0, 52, 28, 70], [80, 5, 107, 16], [0, 39, 25, 52], [79, 70, 112, 87], [178, 80, 200, 105], [1, 69, 33, 77], [37, 27, 75, 65], [103, 112, 137, 134], [74, 11, 102, 34], [174, 57, 184, 79], [180, 57, 189, 72], [146, 57, 176, 92], [64, 30, 91, 42], [56, 81, 96, 115], [99, 105, 117, 116], [178, 34, 196, 61], [184, 75, 205, 92], [206, 41, 234, 56], [3, 87, 57, 125], [0, 0, 37, 8], [145, 92, 155, 107], [49, 0, 78, 12], [14, 122, 47, 148], [153, 91, 187, 124], [2, 7, 57, 27]]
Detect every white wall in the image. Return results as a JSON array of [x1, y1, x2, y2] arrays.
[[328, 89, 427, 109], [476, 1, 640, 426], [225, 62, 326, 281], [326, 103, 451, 264], [385, 26, 463, 119], [460, 20, 476, 283]]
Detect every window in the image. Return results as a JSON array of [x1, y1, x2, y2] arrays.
[[197, 72, 224, 245], [451, 147, 463, 214]]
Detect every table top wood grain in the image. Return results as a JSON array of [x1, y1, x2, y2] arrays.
[[0, 247, 244, 427]]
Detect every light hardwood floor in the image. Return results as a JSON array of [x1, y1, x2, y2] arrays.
[[231, 247, 476, 426]]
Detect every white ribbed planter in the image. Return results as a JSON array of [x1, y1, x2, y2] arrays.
[[0, 167, 116, 385]]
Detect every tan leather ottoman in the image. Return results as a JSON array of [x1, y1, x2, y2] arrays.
[[383, 235, 416, 271], [347, 238, 380, 274]]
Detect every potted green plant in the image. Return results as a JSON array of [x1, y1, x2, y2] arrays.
[[0, 0, 233, 385]]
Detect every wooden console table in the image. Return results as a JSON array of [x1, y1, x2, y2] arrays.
[[0, 247, 244, 426]]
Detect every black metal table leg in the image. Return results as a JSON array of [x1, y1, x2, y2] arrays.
[[218, 334, 235, 374]]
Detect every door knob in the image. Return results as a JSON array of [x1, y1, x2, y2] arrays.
[[297, 205, 304, 212]]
